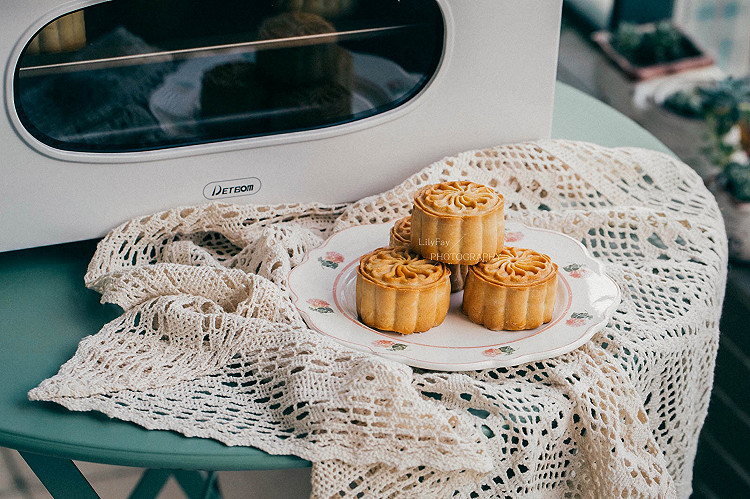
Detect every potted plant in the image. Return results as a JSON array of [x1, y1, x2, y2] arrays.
[[664, 77, 750, 260], [593, 20, 713, 80]]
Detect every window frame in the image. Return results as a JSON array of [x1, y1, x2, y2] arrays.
[[6, 0, 452, 163]]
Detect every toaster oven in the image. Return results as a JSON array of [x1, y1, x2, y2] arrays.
[[1, 0, 562, 251]]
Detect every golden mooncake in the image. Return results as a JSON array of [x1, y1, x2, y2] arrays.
[[356, 246, 451, 334], [411, 181, 504, 265], [256, 12, 340, 87], [389, 216, 469, 292], [462, 247, 558, 331], [389, 216, 412, 249]]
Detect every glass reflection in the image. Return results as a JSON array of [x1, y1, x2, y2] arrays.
[[14, 0, 444, 153]]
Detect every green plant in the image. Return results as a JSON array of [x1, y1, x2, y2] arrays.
[[663, 78, 750, 121], [611, 21, 691, 66], [701, 78, 750, 135], [723, 104, 750, 201], [664, 78, 750, 200], [724, 161, 750, 201], [662, 87, 704, 118]]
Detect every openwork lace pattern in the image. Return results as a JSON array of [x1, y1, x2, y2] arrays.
[[29, 141, 727, 498]]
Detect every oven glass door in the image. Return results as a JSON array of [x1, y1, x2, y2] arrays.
[[13, 0, 444, 153]]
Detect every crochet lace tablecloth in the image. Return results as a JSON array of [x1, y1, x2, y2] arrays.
[[29, 140, 727, 499]]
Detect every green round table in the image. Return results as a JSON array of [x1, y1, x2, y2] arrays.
[[0, 83, 672, 498]]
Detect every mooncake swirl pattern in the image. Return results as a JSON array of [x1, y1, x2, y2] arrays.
[[357, 247, 451, 334], [463, 247, 558, 331], [359, 247, 449, 288], [388, 216, 412, 249], [415, 181, 501, 216], [476, 247, 556, 286]]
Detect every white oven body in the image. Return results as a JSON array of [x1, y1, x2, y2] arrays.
[[1, 0, 562, 251]]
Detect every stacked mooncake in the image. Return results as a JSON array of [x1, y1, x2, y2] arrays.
[[356, 181, 558, 334]]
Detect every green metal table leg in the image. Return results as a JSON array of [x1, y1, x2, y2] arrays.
[[173, 470, 222, 499], [19, 451, 221, 499], [128, 469, 171, 499], [198, 471, 220, 499], [19, 451, 100, 499]]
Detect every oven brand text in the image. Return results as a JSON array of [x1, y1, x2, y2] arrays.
[[203, 177, 262, 200]]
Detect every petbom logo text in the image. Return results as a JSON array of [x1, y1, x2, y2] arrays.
[[203, 177, 261, 200]]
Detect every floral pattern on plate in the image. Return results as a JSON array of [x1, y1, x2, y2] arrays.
[[307, 299, 334, 314], [318, 252, 345, 269], [505, 231, 525, 243], [563, 263, 589, 278], [482, 346, 516, 357], [372, 340, 408, 351]]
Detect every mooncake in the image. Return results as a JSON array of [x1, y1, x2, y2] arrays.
[[200, 62, 270, 136], [411, 181, 504, 265], [462, 247, 557, 330], [256, 12, 344, 87], [269, 81, 351, 130], [388, 216, 412, 249], [356, 246, 451, 334], [389, 216, 469, 292]]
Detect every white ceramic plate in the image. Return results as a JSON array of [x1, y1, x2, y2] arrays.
[[288, 222, 620, 371]]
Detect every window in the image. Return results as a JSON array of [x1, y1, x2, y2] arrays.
[[14, 0, 445, 153]]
